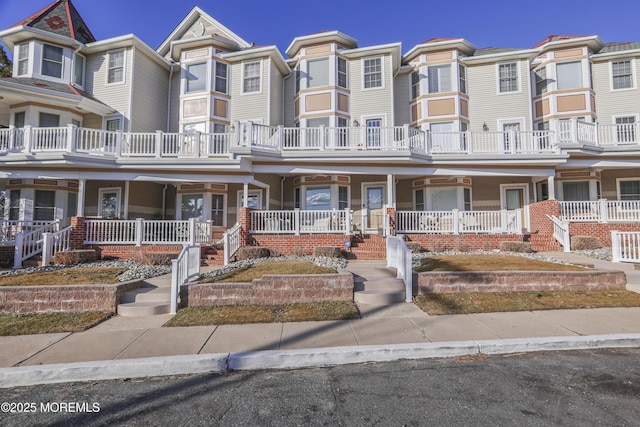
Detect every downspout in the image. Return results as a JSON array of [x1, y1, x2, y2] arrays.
[[167, 42, 177, 132]]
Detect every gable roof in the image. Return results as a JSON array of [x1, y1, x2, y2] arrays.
[[533, 35, 588, 48], [12, 0, 96, 44]]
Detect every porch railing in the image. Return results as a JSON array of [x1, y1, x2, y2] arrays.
[[13, 221, 60, 268], [611, 231, 640, 263], [41, 226, 73, 266], [170, 244, 201, 314], [558, 119, 640, 147], [84, 218, 212, 245], [0, 220, 55, 244], [559, 200, 640, 223], [222, 223, 242, 266], [395, 209, 522, 234], [547, 215, 571, 252], [250, 208, 352, 235], [386, 236, 413, 303]]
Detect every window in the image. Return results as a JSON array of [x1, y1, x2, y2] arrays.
[[186, 63, 207, 93], [365, 118, 382, 147], [106, 118, 121, 132], [34, 190, 55, 221], [214, 62, 228, 93], [428, 64, 451, 93], [615, 116, 636, 143], [42, 44, 63, 78], [306, 187, 331, 210], [211, 194, 225, 225], [536, 181, 549, 202], [363, 57, 382, 89], [338, 186, 349, 210], [498, 63, 518, 93], [431, 187, 458, 211], [557, 61, 582, 90], [17, 43, 29, 76], [107, 50, 125, 84], [39, 112, 60, 127], [73, 54, 84, 86], [67, 192, 77, 217], [411, 71, 420, 99], [14, 112, 25, 128], [534, 67, 547, 95], [619, 180, 640, 200], [9, 190, 20, 220], [337, 117, 349, 146], [98, 188, 121, 218], [563, 181, 590, 201], [294, 187, 300, 209], [307, 58, 329, 88], [415, 189, 425, 211], [612, 60, 633, 90], [337, 57, 347, 88], [294, 67, 301, 94], [238, 191, 261, 209], [459, 64, 467, 94], [181, 194, 203, 220], [242, 61, 261, 93], [463, 188, 471, 211]]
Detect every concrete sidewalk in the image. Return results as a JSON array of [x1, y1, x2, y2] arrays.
[[1, 252, 640, 387]]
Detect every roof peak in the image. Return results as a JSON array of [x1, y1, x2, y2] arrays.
[[12, 0, 96, 44]]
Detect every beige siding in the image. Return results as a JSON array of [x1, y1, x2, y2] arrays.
[[592, 58, 640, 125], [467, 60, 532, 131], [350, 54, 394, 126], [168, 72, 181, 132], [229, 58, 271, 122], [82, 113, 102, 129], [600, 169, 640, 199], [86, 48, 133, 128], [394, 73, 411, 126], [255, 173, 282, 209], [130, 49, 170, 132], [283, 73, 296, 126], [269, 60, 284, 126]]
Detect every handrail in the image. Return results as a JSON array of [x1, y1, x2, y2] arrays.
[[546, 214, 571, 252], [223, 223, 242, 266], [386, 236, 413, 302], [13, 220, 60, 268], [41, 226, 73, 266], [170, 244, 201, 314]]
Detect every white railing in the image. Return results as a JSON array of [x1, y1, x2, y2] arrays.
[[41, 226, 72, 266], [13, 221, 60, 268], [611, 231, 640, 263], [559, 200, 640, 223], [396, 209, 522, 234], [386, 236, 412, 302], [223, 223, 242, 266], [170, 244, 201, 314], [85, 218, 212, 245], [547, 215, 571, 252], [31, 127, 68, 151], [0, 128, 25, 151], [0, 220, 54, 244], [250, 209, 352, 235]]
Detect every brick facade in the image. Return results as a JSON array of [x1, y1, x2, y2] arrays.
[[569, 222, 640, 246], [181, 271, 353, 307], [83, 244, 184, 259], [249, 234, 349, 256], [0, 280, 142, 314], [418, 270, 626, 293]]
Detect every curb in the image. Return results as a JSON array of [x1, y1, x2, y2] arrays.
[[1, 333, 639, 388]]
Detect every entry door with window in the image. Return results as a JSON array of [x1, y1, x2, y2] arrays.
[[502, 122, 521, 152], [98, 188, 121, 218], [362, 184, 386, 233], [503, 186, 526, 232], [105, 118, 121, 152], [365, 119, 382, 149]]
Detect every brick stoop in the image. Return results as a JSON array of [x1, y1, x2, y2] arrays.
[[525, 233, 563, 252], [201, 245, 225, 267], [348, 234, 387, 260]]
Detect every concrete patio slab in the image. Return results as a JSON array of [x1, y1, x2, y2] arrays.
[[115, 326, 215, 359], [349, 318, 428, 345], [411, 314, 502, 342], [469, 311, 577, 339], [535, 307, 640, 335], [201, 323, 282, 353], [0, 333, 70, 367], [280, 321, 357, 349]]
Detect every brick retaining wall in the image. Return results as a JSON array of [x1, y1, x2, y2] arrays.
[[418, 270, 626, 294], [404, 234, 524, 252], [0, 280, 142, 314], [248, 235, 348, 256], [181, 271, 353, 307], [83, 245, 184, 259], [569, 222, 640, 246]]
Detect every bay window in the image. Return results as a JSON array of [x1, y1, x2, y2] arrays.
[[17, 43, 29, 76], [556, 61, 582, 90], [186, 63, 207, 93], [42, 44, 63, 78], [308, 57, 329, 88], [214, 62, 228, 93], [428, 64, 451, 93]]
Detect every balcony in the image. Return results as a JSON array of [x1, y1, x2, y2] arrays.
[[558, 119, 640, 147]]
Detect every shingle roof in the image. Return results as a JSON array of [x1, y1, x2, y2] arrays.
[[12, 0, 95, 44], [473, 47, 523, 56], [533, 35, 588, 48], [0, 77, 106, 106], [600, 42, 640, 53]]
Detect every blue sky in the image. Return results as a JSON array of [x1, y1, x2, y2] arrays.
[[1, 0, 640, 59]]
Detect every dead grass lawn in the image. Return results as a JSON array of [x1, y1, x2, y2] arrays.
[[414, 255, 588, 272], [0, 311, 113, 336], [0, 268, 126, 287], [200, 260, 336, 283]]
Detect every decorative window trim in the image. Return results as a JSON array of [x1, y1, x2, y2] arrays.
[[496, 62, 521, 94], [106, 49, 126, 85], [41, 44, 64, 79], [242, 60, 262, 94], [362, 56, 384, 90], [237, 189, 263, 209], [610, 59, 635, 91]]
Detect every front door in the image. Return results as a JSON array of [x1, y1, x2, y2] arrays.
[[502, 185, 527, 231], [362, 184, 385, 233]]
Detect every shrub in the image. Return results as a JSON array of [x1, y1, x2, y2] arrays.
[[235, 246, 272, 260], [432, 241, 447, 252], [455, 242, 471, 252], [132, 252, 179, 266], [314, 246, 342, 258], [405, 242, 422, 253], [53, 249, 97, 265], [499, 241, 532, 253], [571, 236, 600, 250]]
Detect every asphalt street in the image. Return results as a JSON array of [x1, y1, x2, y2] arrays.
[[0, 348, 638, 426]]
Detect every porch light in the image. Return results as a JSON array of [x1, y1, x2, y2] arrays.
[[482, 122, 489, 132], [352, 120, 359, 127]]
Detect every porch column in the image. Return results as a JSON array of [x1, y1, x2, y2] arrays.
[[123, 181, 130, 219], [77, 179, 86, 217], [243, 183, 249, 208], [386, 174, 396, 208], [547, 176, 556, 200]]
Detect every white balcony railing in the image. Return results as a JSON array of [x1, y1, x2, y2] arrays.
[[250, 209, 352, 235], [560, 200, 640, 223], [395, 209, 522, 234], [84, 218, 212, 245]]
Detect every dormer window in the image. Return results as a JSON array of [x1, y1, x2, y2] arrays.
[[73, 54, 85, 87], [42, 44, 63, 78], [16, 43, 29, 76]]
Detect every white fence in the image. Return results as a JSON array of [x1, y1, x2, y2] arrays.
[[611, 231, 640, 263], [395, 209, 522, 234], [13, 221, 60, 268], [0, 220, 54, 244], [41, 226, 73, 266], [170, 244, 201, 314], [559, 200, 640, 223], [250, 209, 352, 235], [222, 223, 242, 266], [85, 218, 212, 245], [386, 236, 412, 302], [547, 215, 571, 252]]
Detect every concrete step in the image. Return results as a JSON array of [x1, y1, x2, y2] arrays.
[[352, 267, 406, 305], [117, 302, 171, 317], [354, 289, 406, 305], [120, 287, 170, 304]]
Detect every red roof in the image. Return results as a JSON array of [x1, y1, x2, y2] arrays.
[[11, 0, 95, 44]]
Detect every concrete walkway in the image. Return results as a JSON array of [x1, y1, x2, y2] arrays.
[[1, 253, 640, 387]]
